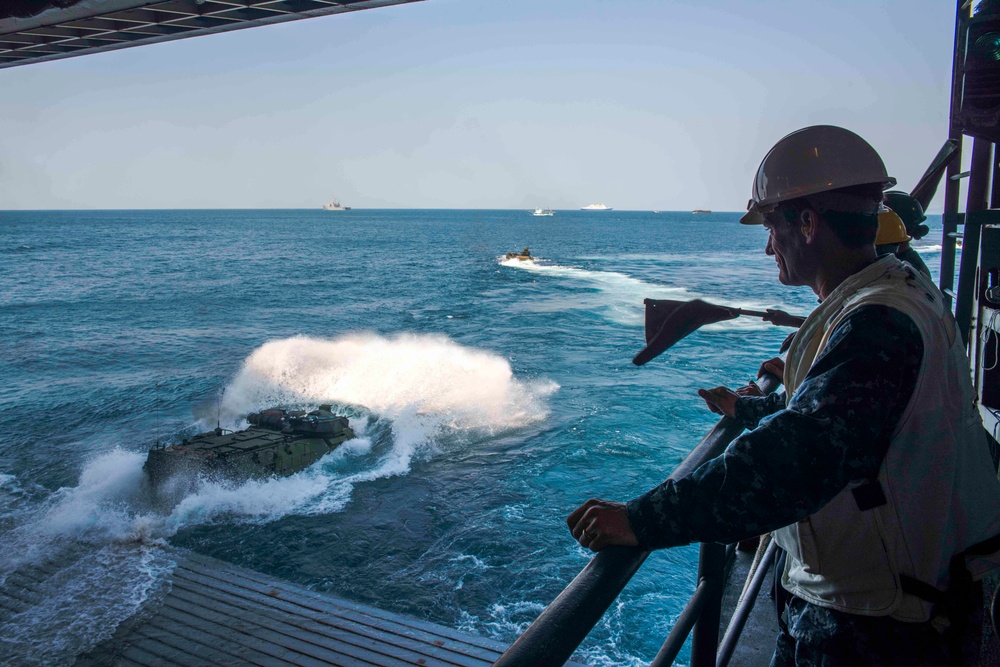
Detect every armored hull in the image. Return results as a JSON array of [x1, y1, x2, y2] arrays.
[[144, 405, 354, 486]]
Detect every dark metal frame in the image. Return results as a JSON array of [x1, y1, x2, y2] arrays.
[[943, 0, 999, 358], [0, 0, 423, 69]]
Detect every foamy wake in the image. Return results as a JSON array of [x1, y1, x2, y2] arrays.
[[0, 333, 557, 665], [499, 256, 791, 330]]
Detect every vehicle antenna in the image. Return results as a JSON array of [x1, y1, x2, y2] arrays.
[[154, 380, 161, 449], [217, 387, 225, 431]]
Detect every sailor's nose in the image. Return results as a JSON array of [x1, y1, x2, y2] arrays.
[[765, 236, 774, 256]]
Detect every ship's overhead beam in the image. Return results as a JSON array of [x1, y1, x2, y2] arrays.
[[0, 0, 423, 69]]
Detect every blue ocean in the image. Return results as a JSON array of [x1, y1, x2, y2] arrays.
[[0, 209, 943, 666]]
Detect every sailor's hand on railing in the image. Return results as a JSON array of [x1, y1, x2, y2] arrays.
[[567, 499, 639, 552], [697, 386, 739, 418], [757, 357, 785, 379]]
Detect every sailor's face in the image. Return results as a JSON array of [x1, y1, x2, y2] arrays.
[[763, 212, 807, 286]]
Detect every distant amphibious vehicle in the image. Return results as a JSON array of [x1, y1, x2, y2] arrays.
[[505, 247, 533, 260], [144, 405, 355, 486]]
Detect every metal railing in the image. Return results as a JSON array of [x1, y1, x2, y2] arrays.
[[494, 372, 781, 667]]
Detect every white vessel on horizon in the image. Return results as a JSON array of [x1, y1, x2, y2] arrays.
[[323, 199, 351, 211], [580, 203, 612, 211], [532, 208, 554, 216]]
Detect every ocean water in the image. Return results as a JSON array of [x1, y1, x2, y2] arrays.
[[0, 209, 943, 666]]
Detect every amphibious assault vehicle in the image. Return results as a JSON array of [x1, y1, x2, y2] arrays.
[[144, 405, 355, 487], [505, 247, 532, 260]]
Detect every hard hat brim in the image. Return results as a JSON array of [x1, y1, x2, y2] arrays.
[[740, 209, 766, 225], [741, 176, 897, 226]]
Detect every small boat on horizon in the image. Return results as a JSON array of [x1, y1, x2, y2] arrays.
[[692, 209, 712, 214], [581, 203, 612, 211], [323, 199, 351, 211], [532, 208, 554, 216]]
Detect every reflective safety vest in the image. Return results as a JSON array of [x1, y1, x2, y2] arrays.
[[774, 255, 1000, 621]]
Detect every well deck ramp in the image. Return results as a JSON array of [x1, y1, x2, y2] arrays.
[[71, 549, 585, 667]]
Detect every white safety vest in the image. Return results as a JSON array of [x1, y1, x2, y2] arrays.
[[773, 256, 1000, 621]]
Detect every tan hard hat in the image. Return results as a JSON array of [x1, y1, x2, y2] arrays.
[[741, 125, 896, 225], [876, 206, 911, 245]]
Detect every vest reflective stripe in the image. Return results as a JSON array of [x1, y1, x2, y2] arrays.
[[772, 256, 1000, 621]]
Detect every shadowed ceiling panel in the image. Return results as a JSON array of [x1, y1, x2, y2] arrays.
[[0, 0, 422, 69]]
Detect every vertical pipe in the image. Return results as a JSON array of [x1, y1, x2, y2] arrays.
[[940, 142, 964, 305], [991, 149, 1000, 210], [942, 0, 972, 303], [956, 139, 992, 346], [648, 581, 713, 667], [966, 139, 992, 214], [689, 542, 727, 666]]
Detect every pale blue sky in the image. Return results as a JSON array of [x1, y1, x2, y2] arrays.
[[0, 0, 961, 210]]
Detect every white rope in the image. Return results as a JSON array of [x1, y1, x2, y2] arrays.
[[982, 309, 999, 372]]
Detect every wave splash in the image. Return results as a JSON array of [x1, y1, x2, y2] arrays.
[[222, 332, 554, 431], [170, 332, 557, 528], [0, 333, 556, 665]]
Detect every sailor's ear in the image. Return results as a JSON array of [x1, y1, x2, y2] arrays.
[[799, 209, 820, 244]]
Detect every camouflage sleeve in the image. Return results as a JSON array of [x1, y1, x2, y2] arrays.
[[626, 305, 923, 550], [733, 392, 785, 430], [896, 247, 933, 279]]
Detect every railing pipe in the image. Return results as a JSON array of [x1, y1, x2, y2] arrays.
[[716, 539, 779, 667], [493, 372, 781, 666], [492, 545, 651, 667], [689, 542, 727, 666], [648, 578, 717, 667]]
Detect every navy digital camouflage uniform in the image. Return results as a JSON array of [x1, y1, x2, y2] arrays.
[[623, 304, 961, 665], [896, 245, 932, 279]]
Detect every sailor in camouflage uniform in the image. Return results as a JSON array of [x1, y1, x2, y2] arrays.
[[567, 126, 1000, 666]]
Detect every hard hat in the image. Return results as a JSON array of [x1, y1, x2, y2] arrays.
[[882, 190, 928, 239], [741, 125, 896, 225], [876, 206, 911, 246]]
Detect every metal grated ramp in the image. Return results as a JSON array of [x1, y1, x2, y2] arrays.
[[71, 549, 548, 667]]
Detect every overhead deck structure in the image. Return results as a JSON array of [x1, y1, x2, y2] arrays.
[[0, 0, 422, 69]]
